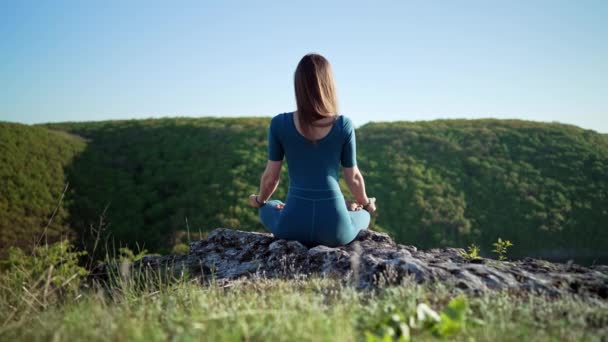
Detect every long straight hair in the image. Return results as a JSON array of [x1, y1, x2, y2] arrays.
[[293, 53, 339, 144]]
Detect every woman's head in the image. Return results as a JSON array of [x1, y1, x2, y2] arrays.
[[294, 53, 339, 142]]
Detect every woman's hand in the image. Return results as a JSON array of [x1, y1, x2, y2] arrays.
[[248, 194, 285, 209], [364, 197, 377, 214]]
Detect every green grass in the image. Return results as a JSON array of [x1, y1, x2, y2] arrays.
[[1, 275, 606, 341]]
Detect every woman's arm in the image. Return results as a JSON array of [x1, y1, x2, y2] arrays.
[[257, 160, 282, 202], [251, 116, 284, 207], [342, 165, 369, 206], [340, 117, 371, 206]]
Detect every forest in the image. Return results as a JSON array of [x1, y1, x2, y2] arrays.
[[1, 117, 606, 262]]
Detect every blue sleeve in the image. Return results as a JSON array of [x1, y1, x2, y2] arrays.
[[268, 116, 284, 161], [340, 117, 357, 167]]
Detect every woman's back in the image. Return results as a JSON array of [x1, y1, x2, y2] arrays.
[[268, 111, 357, 192], [261, 111, 369, 247]]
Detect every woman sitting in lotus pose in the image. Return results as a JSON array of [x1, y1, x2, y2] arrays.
[[248, 53, 377, 247]]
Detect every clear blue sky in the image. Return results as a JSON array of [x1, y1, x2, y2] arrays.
[[1, 0, 606, 131]]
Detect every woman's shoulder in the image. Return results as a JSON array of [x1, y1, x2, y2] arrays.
[[269, 112, 290, 135], [271, 112, 290, 123], [339, 114, 354, 130]]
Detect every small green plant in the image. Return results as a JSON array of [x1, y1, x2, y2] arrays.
[[364, 295, 470, 341], [364, 304, 410, 342], [431, 295, 469, 337], [492, 238, 514, 261], [118, 246, 149, 262], [459, 244, 481, 261], [171, 243, 189, 255]]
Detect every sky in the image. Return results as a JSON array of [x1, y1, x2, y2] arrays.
[[1, 0, 606, 132]]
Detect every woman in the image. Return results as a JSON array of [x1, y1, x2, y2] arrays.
[[248, 53, 377, 248]]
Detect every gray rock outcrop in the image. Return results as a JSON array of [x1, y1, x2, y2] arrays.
[[94, 228, 608, 299]]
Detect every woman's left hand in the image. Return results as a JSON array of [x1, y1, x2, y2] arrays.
[[249, 194, 285, 209]]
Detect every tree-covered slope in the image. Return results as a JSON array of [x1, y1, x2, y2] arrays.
[[44, 117, 295, 254], [1, 117, 606, 261], [0, 122, 85, 256], [357, 119, 608, 259]]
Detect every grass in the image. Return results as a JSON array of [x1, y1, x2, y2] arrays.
[[0, 238, 605, 341], [1, 273, 606, 341]]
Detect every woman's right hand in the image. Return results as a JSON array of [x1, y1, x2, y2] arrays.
[[364, 197, 377, 213]]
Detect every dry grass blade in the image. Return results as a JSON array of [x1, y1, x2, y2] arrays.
[[43, 264, 54, 303]]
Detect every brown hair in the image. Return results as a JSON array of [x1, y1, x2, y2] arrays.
[[294, 53, 339, 144]]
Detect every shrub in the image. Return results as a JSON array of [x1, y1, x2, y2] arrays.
[[0, 240, 88, 320]]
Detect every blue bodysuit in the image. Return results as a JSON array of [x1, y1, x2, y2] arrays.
[[258, 111, 370, 247]]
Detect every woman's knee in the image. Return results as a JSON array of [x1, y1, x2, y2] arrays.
[[258, 199, 283, 210], [266, 199, 284, 208], [349, 210, 371, 230], [258, 200, 283, 231]]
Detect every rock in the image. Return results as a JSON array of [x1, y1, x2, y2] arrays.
[[93, 228, 608, 299]]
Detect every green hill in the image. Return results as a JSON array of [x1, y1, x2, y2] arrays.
[[1, 117, 606, 262], [44, 117, 280, 255], [357, 119, 608, 261], [0, 122, 85, 255]]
